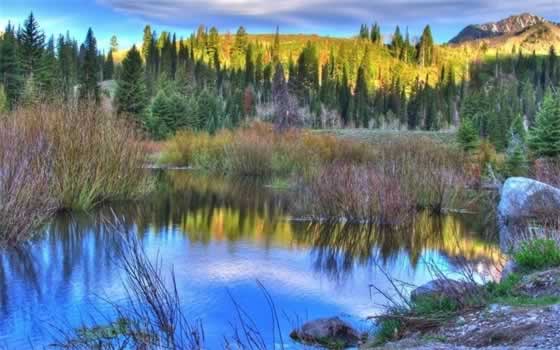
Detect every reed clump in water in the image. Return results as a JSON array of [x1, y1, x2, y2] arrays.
[[0, 103, 152, 245], [302, 137, 470, 223]]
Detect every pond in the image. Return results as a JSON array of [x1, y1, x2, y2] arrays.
[[0, 171, 502, 348]]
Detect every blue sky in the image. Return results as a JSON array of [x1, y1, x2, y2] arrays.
[[1, 0, 559, 51]]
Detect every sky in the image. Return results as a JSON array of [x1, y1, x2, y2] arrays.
[[1, 0, 559, 51]]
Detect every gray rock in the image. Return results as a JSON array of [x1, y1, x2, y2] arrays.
[[290, 317, 360, 348], [498, 177, 560, 250], [411, 279, 479, 303]]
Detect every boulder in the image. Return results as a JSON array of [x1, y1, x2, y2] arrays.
[[515, 267, 560, 298], [290, 317, 361, 348], [411, 279, 478, 303], [498, 177, 560, 250]]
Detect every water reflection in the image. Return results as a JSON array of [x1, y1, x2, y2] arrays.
[[0, 170, 503, 348]]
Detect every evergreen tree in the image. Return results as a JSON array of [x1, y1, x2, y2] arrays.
[[232, 26, 248, 68], [528, 90, 560, 157], [417, 25, 434, 66], [338, 67, 351, 126], [104, 49, 114, 80], [359, 24, 369, 40], [272, 26, 281, 63], [245, 43, 255, 86], [354, 63, 369, 127], [390, 26, 404, 58], [142, 26, 153, 60], [115, 45, 148, 117], [457, 118, 479, 152], [0, 25, 23, 108], [207, 27, 220, 57], [370, 23, 382, 45], [57, 32, 78, 101], [19, 12, 45, 77], [35, 35, 59, 99], [79, 28, 100, 102], [504, 133, 528, 177]]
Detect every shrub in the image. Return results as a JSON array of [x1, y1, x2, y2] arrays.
[[160, 122, 375, 177], [0, 117, 57, 245], [513, 239, 560, 270], [226, 127, 274, 176], [6, 103, 152, 211], [304, 163, 414, 224]]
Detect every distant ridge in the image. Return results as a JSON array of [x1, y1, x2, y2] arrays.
[[449, 13, 548, 44]]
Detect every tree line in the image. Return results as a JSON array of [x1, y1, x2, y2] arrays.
[[1, 13, 559, 152]]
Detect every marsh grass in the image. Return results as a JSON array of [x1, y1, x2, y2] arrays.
[[0, 117, 57, 245], [303, 137, 469, 223], [0, 103, 152, 245], [159, 122, 374, 177], [10, 104, 152, 211], [161, 124, 471, 223]]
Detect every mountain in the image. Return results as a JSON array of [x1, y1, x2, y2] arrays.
[[449, 13, 548, 44], [450, 21, 560, 55]]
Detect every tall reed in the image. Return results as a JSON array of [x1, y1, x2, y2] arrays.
[[9, 103, 152, 210], [0, 117, 56, 245], [0, 103, 152, 245]]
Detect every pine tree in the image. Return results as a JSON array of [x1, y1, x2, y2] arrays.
[[115, 45, 148, 118], [370, 23, 382, 45], [233, 26, 248, 68], [207, 27, 220, 58], [338, 67, 351, 126], [359, 24, 369, 40], [142, 26, 152, 60], [391, 26, 404, 58], [245, 43, 255, 86], [104, 49, 114, 80], [19, 12, 45, 77], [272, 26, 281, 64], [354, 63, 369, 127], [79, 28, 100, 102], [504, 133, 528, 177], [0, 25, 23, 108], [35, 35, 59, 99], [528, 90, 560, 157], [57, 32, 78, 101], [457, 118, 479, 152], [417, 25, 434, 66]]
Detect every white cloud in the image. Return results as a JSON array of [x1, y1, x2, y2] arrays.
[[97, 0, 560, 29]]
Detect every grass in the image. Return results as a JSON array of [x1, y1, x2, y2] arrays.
[[513, 239, 560, 271], [161, 123, 472, 223], [0, 103, 152, 245], [373, 296, 462, 345], [373, 242, 560, 346], [317, 128, 458, 146], [160, 122, 375, 177], [0, 115, 57, 245]]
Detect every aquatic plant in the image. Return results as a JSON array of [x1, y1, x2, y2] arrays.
[[7, 103, 152, 211], [0, 116, 56, 245]]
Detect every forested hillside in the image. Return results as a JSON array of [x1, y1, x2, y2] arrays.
[[1, 13, 559, 152]]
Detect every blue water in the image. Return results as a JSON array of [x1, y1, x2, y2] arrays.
[[0, 171, 501, 348]]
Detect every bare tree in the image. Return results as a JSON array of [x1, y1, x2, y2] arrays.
[[272, 63, 299, 132]]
